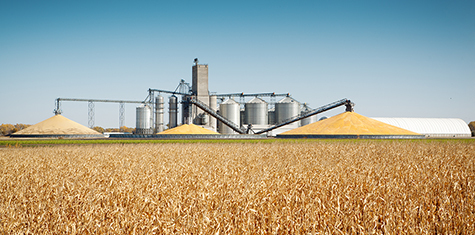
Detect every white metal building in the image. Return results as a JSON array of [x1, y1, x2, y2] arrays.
[[371, 118, 471, 138]]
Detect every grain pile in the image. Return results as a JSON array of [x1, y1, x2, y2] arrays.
[[279, 112, 423, 138], [157, 124, 219, 134], [1, 141, 474, 234], [11, 115, 101, 136]]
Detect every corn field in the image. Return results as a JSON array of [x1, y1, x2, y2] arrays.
[[1, 141, 474, 234]]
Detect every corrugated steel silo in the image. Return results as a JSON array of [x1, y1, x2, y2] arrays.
[[275, 97, 299, 128], [209, 95, 217, 131], [219, 98, 240, 134], [268, 107, 276, 125], [155, 95, 164, 133], [168, 95, 178, 129], [245, 97, 268, 125], [136, 104, 153, 134], [300, 104, 316, 126]]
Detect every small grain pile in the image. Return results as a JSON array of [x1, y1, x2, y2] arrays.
[[278, 111, 423, 138], [157, 124, 219, 134], [11, 115, 101, 136]]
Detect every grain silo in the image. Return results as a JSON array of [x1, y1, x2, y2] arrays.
[[136, 104, 153, 134], [169, 95, 178, 129], [209, 95, 217, 131], [300, 103, 316, 126], [268, 107, 276, 125], [275, 96, 299, 127], [155, 95, 164, 133], [219, 98, 240, 134], [245, 97, 268, 126]]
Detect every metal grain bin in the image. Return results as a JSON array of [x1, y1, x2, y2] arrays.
[[209, 95, 217, 131], [275, 97, 299, 128], [268, 107, 276, 125], [136, 104, 153, 134], [300, 103, 316, 126], [168, 95, 178, 129], [155, 95, 164, 133], [219, 98, 240, 134], [245, 97, 268, 125]]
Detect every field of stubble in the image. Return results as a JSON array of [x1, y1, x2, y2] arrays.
[[0, 140, 474, 234]]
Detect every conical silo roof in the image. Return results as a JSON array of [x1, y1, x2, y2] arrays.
[[247, 97, 266, 104], [278, 112, 424, 139], [11, 115, 102, 137], [222, 98, 239, 105], [278, 96, 297, 103]]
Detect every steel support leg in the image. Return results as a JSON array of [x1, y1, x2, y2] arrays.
[[119, 103, 125, 128], [88, 101, 95, 128]]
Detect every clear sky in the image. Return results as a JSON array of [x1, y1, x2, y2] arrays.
[[1, 0, 474, 128]]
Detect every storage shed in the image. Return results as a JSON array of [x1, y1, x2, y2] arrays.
[[371, 118, 471, 138]]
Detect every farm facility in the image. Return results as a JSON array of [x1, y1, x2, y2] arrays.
[[13, 58, 470, 139]]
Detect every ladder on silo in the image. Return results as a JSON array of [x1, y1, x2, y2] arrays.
[[186, 98, 246, 134]]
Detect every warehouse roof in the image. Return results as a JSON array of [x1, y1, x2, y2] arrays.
[[372, 117, 471, 138]]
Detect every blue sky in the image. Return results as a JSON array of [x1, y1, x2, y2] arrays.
[[1, 0, 474, 128]]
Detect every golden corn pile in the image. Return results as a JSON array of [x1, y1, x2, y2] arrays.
[[1, 141, 474, 234], [280, 112, 421, 136], [12, 115, 101, 135], [157, 124, 219, 134]]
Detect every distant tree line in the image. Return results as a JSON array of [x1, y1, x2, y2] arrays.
[[92, 126, 136, 134], [0, 124, 31, 136], [0, 124, 135, 136]]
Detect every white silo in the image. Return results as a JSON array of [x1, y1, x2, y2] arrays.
[[300, 103, 316, 126], [245, 97, 268, 126], [136, 104, 153, 134], [268, 107, 276, 125], [209, 95, 217, 131], [219, 98, 240, 134], [240, 108, 245, 126], [275, 96, 299, 128], [168, 95, 178, 129], [155, 95, 164, 133]]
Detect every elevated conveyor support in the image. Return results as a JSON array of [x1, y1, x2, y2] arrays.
[[54, 98, 145, 115], [215, 92, 290, 97], [254, 99, 353, 135], [185, 97, 246, 134], [147, 88, 190, 96]]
